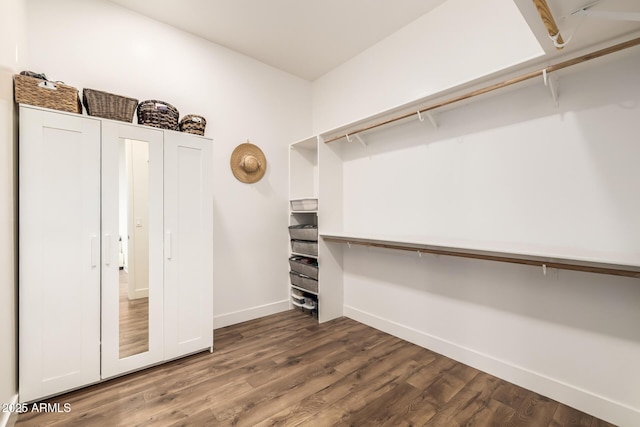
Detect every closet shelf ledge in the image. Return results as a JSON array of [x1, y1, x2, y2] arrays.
[[320, 232, 640, 279]]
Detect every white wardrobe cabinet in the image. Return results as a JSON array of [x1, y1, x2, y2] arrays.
[[163, 132, 213, 359], [19, 107, 102, 402], [100, 121, 165, 379], [19, 105, 213, 402]]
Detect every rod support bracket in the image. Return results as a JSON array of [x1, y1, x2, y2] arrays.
[[543, 69, 559, 106], [417, 110, 438, 129]]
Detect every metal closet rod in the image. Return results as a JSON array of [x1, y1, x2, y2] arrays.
[[324, 36, 640, 144]]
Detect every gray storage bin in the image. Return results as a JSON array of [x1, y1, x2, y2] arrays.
[[291, 240, 318, 256], [288, 225, 318, 241], [289, 271, 319, 293], [290, 198, 318, 211], [289, 256, 318, 280]]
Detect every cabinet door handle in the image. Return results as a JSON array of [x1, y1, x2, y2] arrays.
[[104, 234, 111, 265], [166, 231, 172, 260], [91, 235, 98, 267]]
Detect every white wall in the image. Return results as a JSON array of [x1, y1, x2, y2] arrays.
[[335, 52, 640, 426], [25, 0, 313, 327], [0, 0, 26, 424], [310, 0, 639, 422], [312, 0, 544, 133]]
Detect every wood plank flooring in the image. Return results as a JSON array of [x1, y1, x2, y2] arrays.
[[119, 269, 149, 358], [15, 310, 616, 426]]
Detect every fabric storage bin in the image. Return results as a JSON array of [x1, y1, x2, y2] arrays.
[[14, 74, 82, 114], [137, 100, 179, 130], [291, 240, 318, 256], [289, 256, 318, 280], [288, 225, 318, 241], [289, 271, 318, 294], [179, 114, 207, 136], [83, 88, 138, 122], [290, 198, 318, 211]]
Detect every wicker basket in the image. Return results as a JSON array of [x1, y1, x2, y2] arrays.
[[14, 74, 82, 114], [83, 88, 138, 122], [179, 115, 206, 136], [137, 100, 179, 130]]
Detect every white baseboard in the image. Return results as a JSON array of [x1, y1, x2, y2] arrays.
[[344, 305, 640, 427], [129, 288, 148, 300], [1, 394, 18, 427], [214, 300, 290, 329]]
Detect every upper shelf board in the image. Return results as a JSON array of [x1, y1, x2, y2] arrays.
[[321, 231, 640, 278]]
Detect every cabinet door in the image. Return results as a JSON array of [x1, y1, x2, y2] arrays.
[[19, 106, 101, 402], [163, 132, 213, 359], [101, 122, 165, 378]]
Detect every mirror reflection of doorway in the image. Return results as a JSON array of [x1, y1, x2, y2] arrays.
[[118, 138, 150, 359]]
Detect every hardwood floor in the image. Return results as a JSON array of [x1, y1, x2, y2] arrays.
[[119, 269, 149, 358], [16, 310, 616, 426]]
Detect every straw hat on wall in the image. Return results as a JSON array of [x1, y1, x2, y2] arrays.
[[230, 141, 267, 183]]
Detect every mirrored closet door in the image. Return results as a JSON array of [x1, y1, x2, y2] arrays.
[[101, 121, 164, 378]]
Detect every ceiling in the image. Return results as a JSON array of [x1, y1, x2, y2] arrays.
[[107, 0, 447, 81], [108, 0, 640, 81]]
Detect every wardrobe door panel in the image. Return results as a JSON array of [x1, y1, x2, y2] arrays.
[[19, 106, 101, 402], [164, 132, 213, 359], [101, 122, 164, 378]]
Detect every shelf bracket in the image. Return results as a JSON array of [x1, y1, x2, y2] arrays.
[[426, 111, 439, 129], [354, 134, 367, 148], [543, 69, 559, 107], [542, 264, 547, 276], [417, 110, 438, 129]]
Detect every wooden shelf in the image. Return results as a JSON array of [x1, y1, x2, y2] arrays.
[[320, 232, 640, 279]]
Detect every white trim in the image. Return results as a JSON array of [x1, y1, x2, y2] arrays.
[[344, 305, 640, 427], [214, 300, 290, 329], [1, 394, 19, 427]]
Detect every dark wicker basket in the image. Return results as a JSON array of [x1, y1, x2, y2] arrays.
[[83, 88, 138, 122], [179, 114, 206, 136], [14, 74, 82, 114], [137, 100, 179, 130]]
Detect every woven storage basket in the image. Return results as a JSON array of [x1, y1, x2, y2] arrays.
[[179, 115, 206, 136], [14, 74, 82, 114], [83, 88, 138, 122], [137, 100, 179, 130]]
